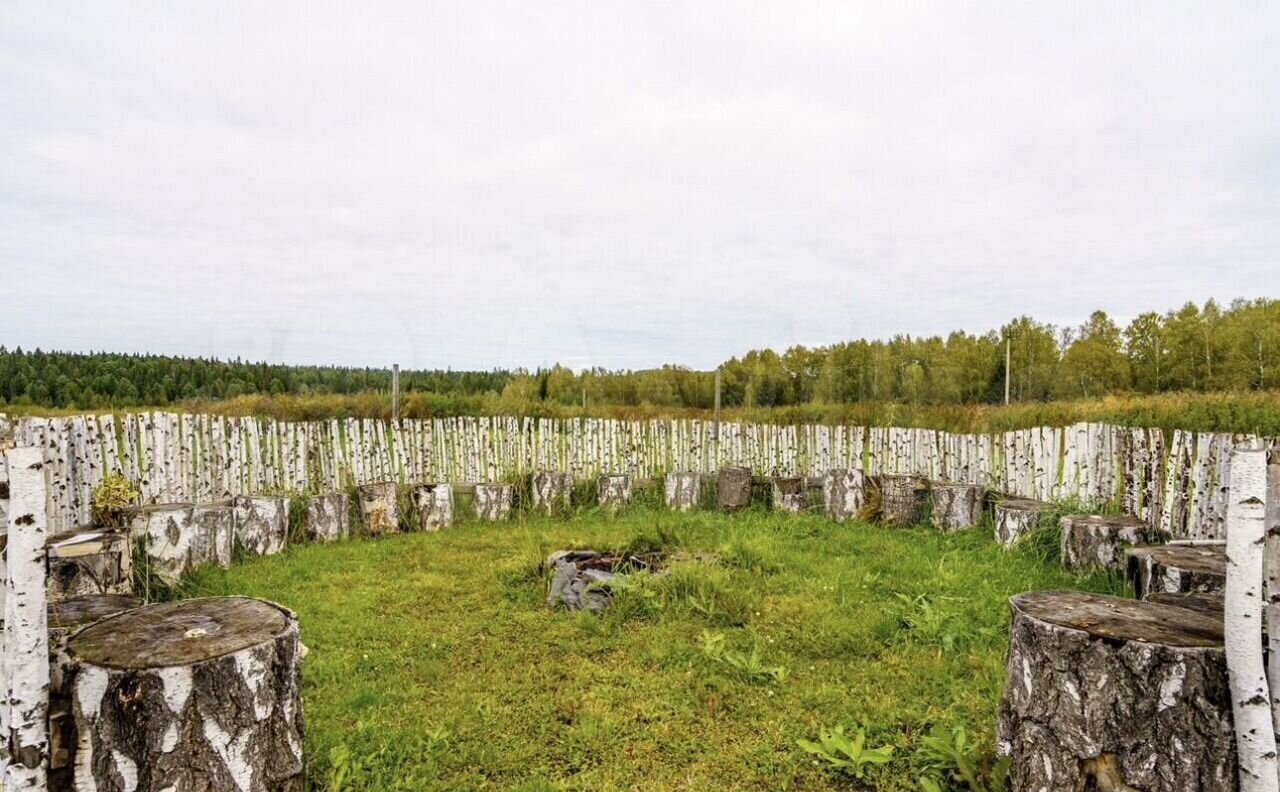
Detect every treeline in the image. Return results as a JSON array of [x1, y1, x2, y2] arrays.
[[2, 297, 1277, 413]]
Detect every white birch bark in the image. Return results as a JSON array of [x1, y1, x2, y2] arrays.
[[1225, 447, 1279, 792], [1266, 451, 1280, 773], [4, 446, 50, 790]]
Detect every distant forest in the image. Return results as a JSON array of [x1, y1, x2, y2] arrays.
[[2, 298, 1277, 412]]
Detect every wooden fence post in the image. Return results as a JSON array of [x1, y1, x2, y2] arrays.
[[1225, 446, 1278, 792], [3, 446, 50, 790]]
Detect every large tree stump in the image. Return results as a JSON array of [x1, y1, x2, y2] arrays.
[[474, 484, 513, 521], [664, 472, 700, 512], [877, 474, 929, 526], [994, 498, 1052, 546], [531, 472, 572, 514], [357, 482, 400, 535], [47, 594, 141, 787], [598, 475, 632, 509], [771, 476, 806, 514], [412, 483, 454, 531], [997, 591, 1234, 792], [303, 493, 349, 542], [929, 482, 983, 533], [47, 528, 132, 601], [68, 597, 304, 792], [129, 504, 234, 586], [1126, 544, 1227, 599], [717, 467, 753, 512], [1060, 514, 1153, 574], [822, 470, 864, 521], [232, 495, 289, 557]]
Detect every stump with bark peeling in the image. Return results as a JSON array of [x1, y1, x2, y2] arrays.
[[412, 484, 454, 531], [771, 477, 806, 514], [822, 470, 864, 522], [1126, 544, 1227, 599], [68, 597, 304, 792], [994, 498, 1052, 546], [303, 493, 349, 542], [878, 474, 929, 526], [664, 472, 700, 512], [474, 484, 513, 521], [357, 482, 400, 535], [47, 528, 132, 601], [1060, 514, 1153, 574], [531, 472, 572, 514], [129, 503, 234, 585], [997, 591, 1235, 792], [929, 482, 983, 533], [598, 475, 632, 509], [717, 467, 753, 512], [233, 495, 289, 557]]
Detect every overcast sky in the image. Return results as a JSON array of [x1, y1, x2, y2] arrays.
[[2, 3, 1277, 371]]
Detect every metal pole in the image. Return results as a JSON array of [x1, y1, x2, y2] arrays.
[[392, 364, 400, 422], [1004, 337, 1011, 405]]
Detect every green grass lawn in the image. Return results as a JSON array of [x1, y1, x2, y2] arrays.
[[180, 505, 1125, 791]]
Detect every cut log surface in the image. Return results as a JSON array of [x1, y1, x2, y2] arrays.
[[771, 477, 806, 514], [47, 528, 132, 602], [997, 591, 1235, 792], [994, 498, 1052, 546], [69, 597, 304, 792], [531, 472, 572, 514], [664, 472, 700, 512], [474, 484, 513, 521], [303, 493, 349, 542], [822, 470, 864, 522], [878, 474, 929, 526], [717, 467, 753, 512], [232, 495, 288, 557], [1126, 544, 1227, 600], [357, 482, 400, 535], [129, 503, 234, 585], [412, 484, 454, 531], [1060, 514, 1153, 573], [598, 475, 632, 509], [1146, 590, 1225, 619], [929, 482, 983, 533]]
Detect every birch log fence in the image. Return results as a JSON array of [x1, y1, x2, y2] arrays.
[[0, 413, 1261, 539]]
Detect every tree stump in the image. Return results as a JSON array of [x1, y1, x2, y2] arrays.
[[47, 528, 132, 601], [303, 493, 349, 542], [771, 476, 806, 514], [717, 467, 753, 512], [47, 594, 141, 787], [822, 470, 864, 521], [997, 591, 1234, 792], [412, 484, 454, 531], [474, 484, 513, 521], [531, 472, 572, 514], [1126, 544, 1227, 600], [1060, 514, 1153, 574], [357, 482, 400, 535], [129, 504, 234, 585], [1146, 590, 1224, 619], [929, 482, 983, 533], [68, 597, 304, 792], [598, 475, 632, 509], [994, 498, 1052, 546], [878, 474, 929, 526], [664, 472, 700, 512], [232, 495, 288, 557]]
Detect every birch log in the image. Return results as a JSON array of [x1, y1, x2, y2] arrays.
[[1223, 447, 1278, 792], [598, 475, 632, 509], [129, 504, 235, 585], [46, 529, 133, 602], [822, 470, 863, 522], [717, 467, 753, 512], [1126, 544, 1227, 600], [474, 484, 513, 522], [357, 482, 400, 535], [303, 493, 349, 542], [929, 482, 983, 533], [68, 597, 303, 792], [771, 476, 806, 514], [993, 498, 1052, 546], [531, 471, 572, 514], [232, 495, 289, 557], [664, 472, 700, 512], [1267, 450, 1280, 748], [4, 446, 50, 790], [412, 484, 453, 531], [878, 475, 929, 526], [1059, 514, 1153, 574], [997, 591, 1234, 792]]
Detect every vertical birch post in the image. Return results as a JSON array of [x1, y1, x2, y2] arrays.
[[1225, 446, 1278, 792], [1266, 448, 1280, 755], [4, 446, 50, 790]]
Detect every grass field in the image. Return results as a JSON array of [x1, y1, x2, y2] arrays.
[[179, 504, 1126, 791]]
